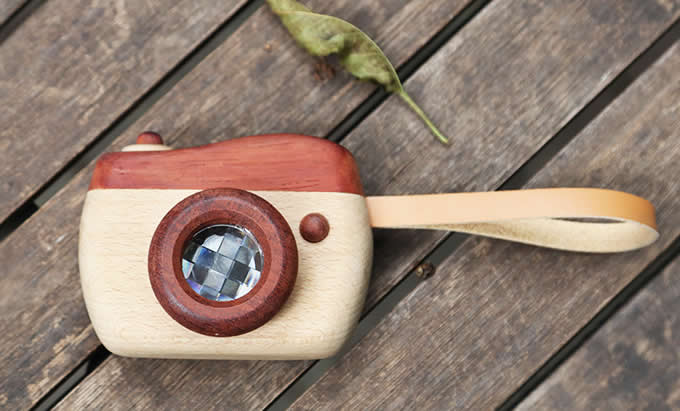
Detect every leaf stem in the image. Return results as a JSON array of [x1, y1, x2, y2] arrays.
[[397, 90, 449, 144]]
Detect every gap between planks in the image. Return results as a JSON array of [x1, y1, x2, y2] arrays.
[[265, 15, 680, 411], [0, 0, 265, 244], [31, 346, 109, 411], [0, 0, 45, 46]]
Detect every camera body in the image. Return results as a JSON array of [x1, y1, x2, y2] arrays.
[[79, 134, 372, 359]]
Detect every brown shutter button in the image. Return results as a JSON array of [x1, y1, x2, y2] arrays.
[[300, 213, 330, 243]]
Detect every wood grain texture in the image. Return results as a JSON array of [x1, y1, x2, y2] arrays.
[[0, 0, 26, 26], [0, 0, 475, 407], [80, 189, 371, 359], [0, 0, 248, 223], [90, 134, 364, 194], [518, 256, 680, 411], [147, 188, 298, 338], [290, 39, 680, 409]]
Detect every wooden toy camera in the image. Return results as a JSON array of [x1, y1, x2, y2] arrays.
[[80, 133, 371, 359], [79, 132, 658, 360]]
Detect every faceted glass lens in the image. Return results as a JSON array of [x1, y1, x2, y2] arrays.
[[181, 224, 264, 301]]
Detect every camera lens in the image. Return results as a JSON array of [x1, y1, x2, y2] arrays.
[[181, 224, 263, 301]]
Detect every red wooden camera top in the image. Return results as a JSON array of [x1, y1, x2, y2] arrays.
[[89, 133, 364, 195]]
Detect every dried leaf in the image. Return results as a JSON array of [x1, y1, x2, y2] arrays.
[[267, 0, 449, 144]]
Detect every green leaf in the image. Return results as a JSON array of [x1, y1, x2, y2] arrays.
[[267, 0, 449, 144]]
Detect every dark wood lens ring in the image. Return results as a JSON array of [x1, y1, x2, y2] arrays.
[[148, 188, 298, 337]]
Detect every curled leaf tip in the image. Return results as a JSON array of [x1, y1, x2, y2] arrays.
[[267, 0, 449, 145]]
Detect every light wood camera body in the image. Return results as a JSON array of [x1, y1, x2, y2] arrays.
[[78, 134, 373, 359]]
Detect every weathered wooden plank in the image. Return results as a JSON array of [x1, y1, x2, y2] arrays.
[[55, 0, 680, 409], [0, 0, 26, 27], [518, 255, 680, 410], [290, 39, 680, 409], [0, 1, 474, 409], [0, 0, 249, 224]]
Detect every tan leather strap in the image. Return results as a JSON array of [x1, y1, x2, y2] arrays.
[[366, 188, 658, 253]]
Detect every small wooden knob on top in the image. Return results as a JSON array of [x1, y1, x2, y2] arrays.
[[136, 131, 164, 145], [121, 131, 172, 152]]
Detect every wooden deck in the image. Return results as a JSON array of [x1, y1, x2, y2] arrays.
[[1, 0, 679, 409]]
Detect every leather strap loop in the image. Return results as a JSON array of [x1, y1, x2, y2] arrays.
[[366, 188, 658, 253]]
